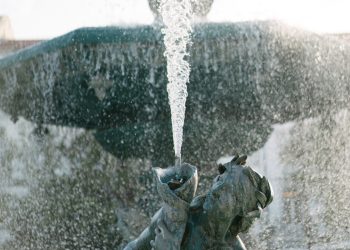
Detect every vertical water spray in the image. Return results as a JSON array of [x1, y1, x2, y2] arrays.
[[159, 0, 193, 164]]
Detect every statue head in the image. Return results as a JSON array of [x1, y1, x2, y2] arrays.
[[202, 155, 273, 236]]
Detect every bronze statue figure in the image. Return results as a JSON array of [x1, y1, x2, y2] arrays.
[[125, 155, 273, 250]]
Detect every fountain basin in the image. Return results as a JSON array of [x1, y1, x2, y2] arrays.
[[1, 21, 350, 164]]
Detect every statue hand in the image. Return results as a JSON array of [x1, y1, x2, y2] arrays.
[[150, 219, 180, 250]]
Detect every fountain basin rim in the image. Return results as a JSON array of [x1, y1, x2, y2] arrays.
[[0, 20, 298, 70]]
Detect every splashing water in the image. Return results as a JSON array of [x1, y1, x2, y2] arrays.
[[159, 0, 193, 163]]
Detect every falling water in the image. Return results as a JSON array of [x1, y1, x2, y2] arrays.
[[159, 0, 193, 164]]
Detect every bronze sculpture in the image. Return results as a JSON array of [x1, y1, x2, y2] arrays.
[[125, 155, 273, 250]]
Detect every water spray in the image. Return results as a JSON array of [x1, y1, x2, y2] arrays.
[[158, 0, 193, 166]]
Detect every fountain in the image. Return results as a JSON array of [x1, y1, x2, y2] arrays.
[[124, 2, 274, 248], [0, 0, 350, 249]]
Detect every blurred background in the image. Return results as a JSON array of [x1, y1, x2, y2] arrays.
[[1, 0, 350, 39]]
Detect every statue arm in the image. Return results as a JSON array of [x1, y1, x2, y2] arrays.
[[150, 219, 181, 250]]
